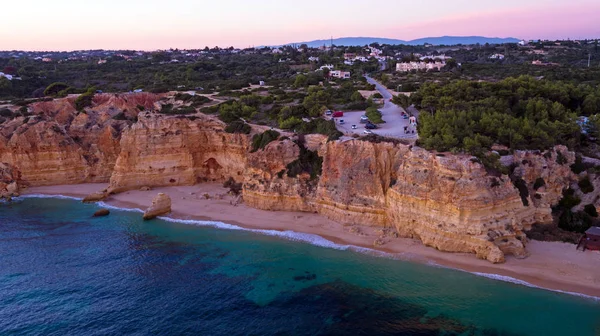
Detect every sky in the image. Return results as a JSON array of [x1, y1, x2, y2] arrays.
[[1, 0, 599, 51]]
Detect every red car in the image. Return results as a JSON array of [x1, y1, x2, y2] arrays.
[[332, 111, 344, 118]]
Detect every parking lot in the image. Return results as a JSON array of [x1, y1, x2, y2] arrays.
[[332, 106, 417, 139], [333, 76, 419, 139]]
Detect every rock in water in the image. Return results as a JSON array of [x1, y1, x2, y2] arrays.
[[83, 191, 108, 203], [93, 209, 110, 217], [143, 193, 172, 220], [0, 162, 22, 200]]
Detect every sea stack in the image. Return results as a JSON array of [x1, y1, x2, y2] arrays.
[[143, 193, 172, 220], [0, 162, 22, 200], [83, 191, 108, 203]]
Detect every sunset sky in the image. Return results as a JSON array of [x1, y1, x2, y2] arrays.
[[1, 0, 599, 51]]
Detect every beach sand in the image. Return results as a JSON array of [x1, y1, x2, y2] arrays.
[[23, 183, 600, 298]]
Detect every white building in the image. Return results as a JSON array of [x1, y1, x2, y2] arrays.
[[489, 54, 505, 60], [0, 72, 13, 80], [420, 54, 452, 61], [272, 48, 283, 54], [330, 70, 351, 79], [317, 64, 334, 71], [396, 62, 445, 72], [308, 56, 319, 62]]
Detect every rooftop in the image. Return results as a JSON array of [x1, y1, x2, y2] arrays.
[[586, 226, 600, 236]]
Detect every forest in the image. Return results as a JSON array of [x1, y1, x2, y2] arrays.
[[411, 76, 600, 154]]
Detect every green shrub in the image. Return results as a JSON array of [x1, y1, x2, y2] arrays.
[[578, 176, 594, 194], [286, 142, 323, 180], [279, 116, 302, 130], [584, 204, 598, 217], [558, 210, 592, 233], [295, 118, 342, 141], [570, 155, 586, 174], [44, 82, 70, 97], [558, 188, 581, 209], [74, 90, 95, 111], [251, 130, 280, 152], [372, 93, 383, 99], [225, 120, 251, 134], [365, 107, 384, 124], [533, 177, 546, 190], [556, 151, 568, 165]]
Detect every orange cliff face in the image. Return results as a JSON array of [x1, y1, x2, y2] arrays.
[[0, 93, 160, 186], [0, 94, 579, 263], [244, 139, 576, 263], [107, 113, 248, 193]]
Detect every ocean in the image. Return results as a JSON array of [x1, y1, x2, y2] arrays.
[[1, 197, 599, 336]]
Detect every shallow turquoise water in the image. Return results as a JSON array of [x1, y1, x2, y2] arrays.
[[1, 197, 599, 335]]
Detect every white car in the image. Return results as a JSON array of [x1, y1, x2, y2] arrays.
[[363, 129, 374, 135], [351, 125, 357, 129]]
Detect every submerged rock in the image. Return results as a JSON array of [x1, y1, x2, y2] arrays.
[[143, 193, 171, 220], [93, 209, 110, 217]]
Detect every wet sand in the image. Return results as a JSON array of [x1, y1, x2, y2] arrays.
[[23, 183, 600, 298]]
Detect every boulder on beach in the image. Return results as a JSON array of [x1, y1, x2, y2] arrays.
[[143, 193, 172, 220], [93, 209, 110, 217], [83, 191, 108, 203], [140, 186, 151, 191]]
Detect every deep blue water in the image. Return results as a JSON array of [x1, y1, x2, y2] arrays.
[[1, 197, 599, 336]]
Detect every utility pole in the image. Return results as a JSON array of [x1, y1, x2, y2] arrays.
[[589, 52, 591, 68]]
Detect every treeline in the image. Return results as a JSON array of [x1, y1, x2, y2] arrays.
[[413, 76, 600, 153], [0, 53, 293, 100]]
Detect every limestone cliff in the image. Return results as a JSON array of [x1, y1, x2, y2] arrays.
[[107, 113, 248, 193], [245, 139, 576, 263], [0, 94, 581, 263]]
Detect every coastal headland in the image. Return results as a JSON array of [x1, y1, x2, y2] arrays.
[[1, 93, 599, 298]]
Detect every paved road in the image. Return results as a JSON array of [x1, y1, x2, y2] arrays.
[[333, 76, 417, 139]]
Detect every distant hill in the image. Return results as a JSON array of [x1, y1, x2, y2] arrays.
[[278, 36, 520, 47]]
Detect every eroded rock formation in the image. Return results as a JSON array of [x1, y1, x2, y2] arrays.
[[143, 193, 172, 220], [0, 162, 21, 199], [0, 95, 580, 262]]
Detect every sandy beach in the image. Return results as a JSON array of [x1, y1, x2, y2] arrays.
[[22, 183, 600, 298]]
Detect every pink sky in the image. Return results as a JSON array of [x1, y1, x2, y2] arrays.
[[0, 0, 598, 51]]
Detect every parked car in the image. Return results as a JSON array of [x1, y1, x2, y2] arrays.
[[363, 129, 374, 135], [325, 110, 332, 116], [332, 111, 344, 118], [365, 123, 377, 129], [351, 124, 357, 129], [360, 115, 369, 121], [339, 119, 344, 124]]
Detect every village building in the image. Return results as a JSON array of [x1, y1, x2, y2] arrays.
[[396, 61, 445, 72], [329, 70, 351, 79]]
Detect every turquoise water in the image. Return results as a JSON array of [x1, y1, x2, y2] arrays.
[[1, 197, 599, 335]]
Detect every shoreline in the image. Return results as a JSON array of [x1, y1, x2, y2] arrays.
[[20, 183, 600, 299]]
